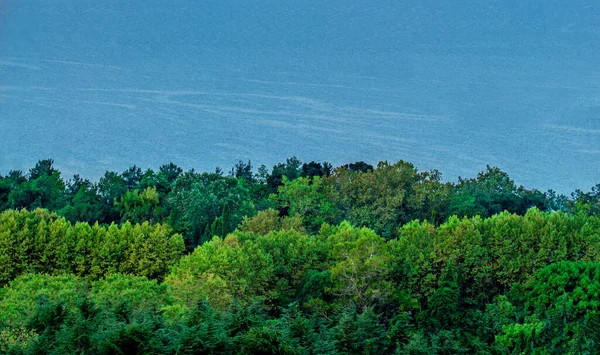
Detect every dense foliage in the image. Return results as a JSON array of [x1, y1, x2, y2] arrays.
[[0, 158, 599, 353], [2, 158, 597, 243]]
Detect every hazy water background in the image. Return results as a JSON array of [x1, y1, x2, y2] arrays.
[[1, 0, 599, 193]]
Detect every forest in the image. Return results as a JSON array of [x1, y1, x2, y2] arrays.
[[0, 158, 599, 354]]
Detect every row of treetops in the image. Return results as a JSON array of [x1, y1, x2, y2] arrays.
[[0, 207, 599, 353], [1, 158, 598, 249], [0, 158, 599, 352]]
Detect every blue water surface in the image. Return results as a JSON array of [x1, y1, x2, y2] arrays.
[[1, 0, 599, 192]]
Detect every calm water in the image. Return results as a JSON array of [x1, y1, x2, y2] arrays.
[[1, 0, 599, 193]]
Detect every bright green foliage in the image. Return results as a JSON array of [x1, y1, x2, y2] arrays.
[[391, 220, 438, 300], [0, 212, 597, 352], [240, 229, 328, 307], [433, 216, 494, 303], [1, 158, 600, 353], [166, 235, 275, 311], [0, 274, 85, 328], [2, 205, 600, 353], [497, 261, 600, 354], [0, 158, 593, 245], [482, 209, 600, 290], [91, 274, 169, 322], [328, 224, 393, 307], [0, 209, 184, 284], [391, 209, 600, 313], [0, 274, 88, 354], [0, 274, 171, 354], [115, 221, 185, 280]]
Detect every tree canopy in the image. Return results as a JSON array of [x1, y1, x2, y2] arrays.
[[0, 158, 598, 353]]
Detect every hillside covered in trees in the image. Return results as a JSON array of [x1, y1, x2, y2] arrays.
[[0, 158, 599, 354]]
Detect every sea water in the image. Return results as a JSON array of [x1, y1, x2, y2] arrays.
[[1, 0, 599, 193]]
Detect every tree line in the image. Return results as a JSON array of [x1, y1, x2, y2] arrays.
[[0, 158, 599, 353], [1, 158, 598, 248]]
